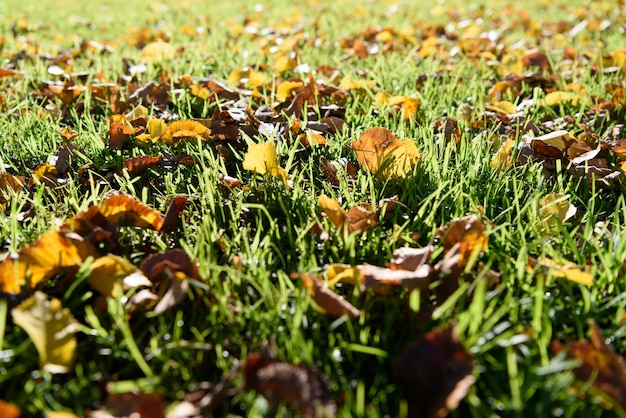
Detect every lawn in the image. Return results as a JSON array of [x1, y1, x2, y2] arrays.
[[1, 0, 626, 416]]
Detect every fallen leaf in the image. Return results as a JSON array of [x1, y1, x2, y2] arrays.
[[141, 41, 177, 63], [352, 127, 420, 180], [0, 400, 20, 418], [326, 263, 432, 292], [552, 321, 626, 413], [244, 352, 336, 417], [395, 324, 475, 418], [529, 257, 593, 286], [297, 272, 360, 318], [93, 392, 167, 418], [438, 214, 488, 267], [0, 230, 99, 293], [160, 120, 210, 146], [11, 291, 79, 373], [243, 141, 288, 182], [539, 193, 577, 230], [99, 192, 164, 231], [88, 255, 151, 297], [140, 249, 198, 315]]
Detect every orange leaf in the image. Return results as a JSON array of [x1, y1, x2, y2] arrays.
[[99, 192, 164, 231], [439, 214, 488, 266], [0, 230, 99, 293], [0, 400, 21, 418], [160, 120, 211, 146], [352, 127, 419, 180], [552, 321, 626, 412]]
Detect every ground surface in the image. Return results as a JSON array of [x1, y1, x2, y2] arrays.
[[1, 0, 626, 417]]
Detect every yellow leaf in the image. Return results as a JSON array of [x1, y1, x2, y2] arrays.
[[11, 291, 78, 373], [274, 54, 297, 73], [229, 67, 269, 89], [276, 80, 303, 102], [0, 230, 99, 293], [243, 142, 288, 182], [326, 263, 361, 286], [491, 138, 515, 170], [541, 91, 581, 107], [160, 120, 210, 146], [532, 130, 575, 152], [486, 100, 518, 115], [88, 255, 150, 297], [533, 258, 593, 286], [46, 412, 79, 418], [539, 193, 577, 230], [318, 195, 347, 230], [339, 75, 376, 91], [140, 41, 177, 64]]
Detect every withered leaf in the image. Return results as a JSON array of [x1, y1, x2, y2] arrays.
[[552, 321, 626, 413], [244, 353, 336, 417], [0, 230, 99, 293], [395, 324, 475, 418], [296, 272, 360, 319]]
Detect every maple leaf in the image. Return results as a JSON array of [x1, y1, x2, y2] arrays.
[[11, 291, 79, 373]]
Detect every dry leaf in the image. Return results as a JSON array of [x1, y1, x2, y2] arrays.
[[243, 141, 288, 182], [529, 257, 593, 286], [395, 324, 475, 418], [297, 273, 360, 319], [244, 353, 336, 417], [539, 193, 577, 230], [99, 192, 164, 231], [0, 230, 99, 293], [88, 255, 151, 297], [552, 321, 626, 413], [11, 291, 79, 373], [352, 127, 419, 180]]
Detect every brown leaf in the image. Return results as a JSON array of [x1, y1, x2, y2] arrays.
[[395, 324, 475, 418], [122, 155, 163, 176], [297, 273, 360, 319], [244, 353, 336, 417], [438, 214, 488, 267], [140, 249, 198, 314], [160, 196, 188, 234], [93, 392, 167, 418], [552, 321, 626, 413], [389, 246, 433, 271]]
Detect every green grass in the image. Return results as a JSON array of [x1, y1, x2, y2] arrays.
[[1, 0, 626, 416]]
